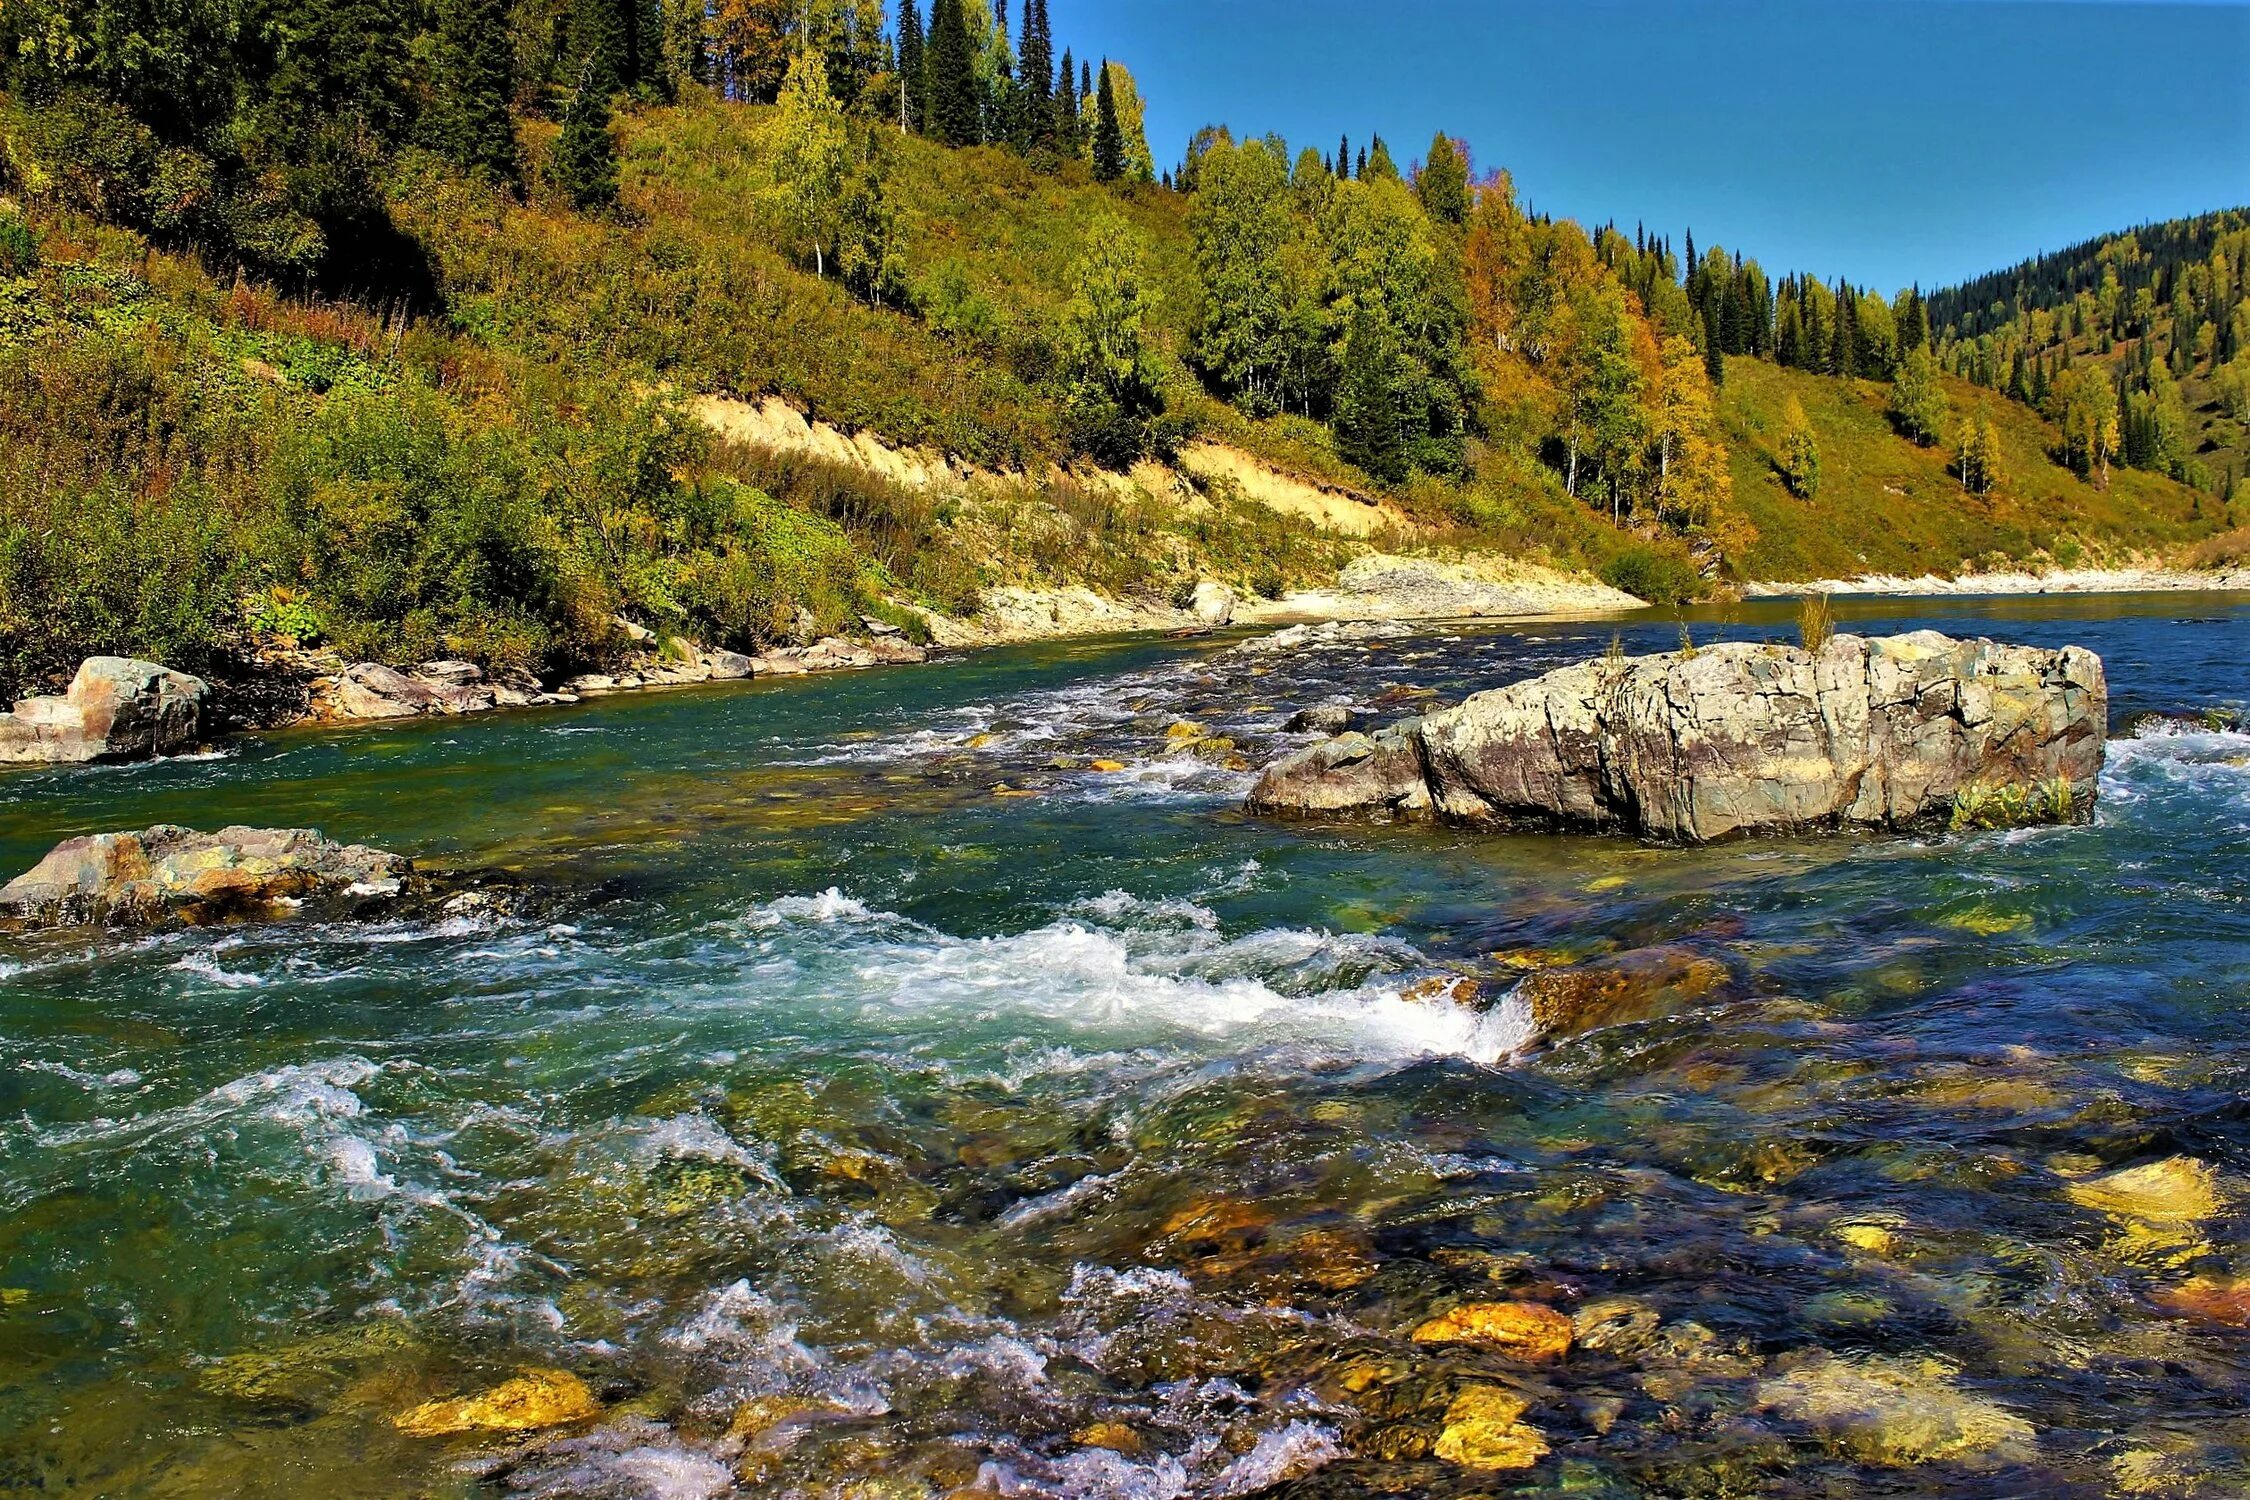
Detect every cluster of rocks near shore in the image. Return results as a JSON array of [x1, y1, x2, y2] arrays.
[[307, 621, 927, 725], [0, 620, 932, 766]]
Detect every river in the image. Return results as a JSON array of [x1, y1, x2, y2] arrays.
[[3, 592, 2248, 1497]]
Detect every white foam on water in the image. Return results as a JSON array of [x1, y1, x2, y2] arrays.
[[746, 887, 876, 927], [636, 1111, 777, 1181], [738, 888, 1534, 1068], [664, 1278, 821, 1378], [1070, 890, 1221, 930], [172, 950, 267, 987], [2100, 724, 2250, 822], [1209, 1421, 1343, 1496], [502, 1419, 737, 1500], [600, 1446, 735, 1500], [18, 1058, 143, 1090]]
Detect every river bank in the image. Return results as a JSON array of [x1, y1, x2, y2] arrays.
[[1743, 564, 2250, 598]]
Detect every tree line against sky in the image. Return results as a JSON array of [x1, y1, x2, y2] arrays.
[[2, 0, 2229, 515]]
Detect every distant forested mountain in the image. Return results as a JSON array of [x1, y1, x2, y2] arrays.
[[1927, 211, 2250, 497]]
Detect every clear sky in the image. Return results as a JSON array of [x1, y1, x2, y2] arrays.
[[1039, 0, 2250, 293]]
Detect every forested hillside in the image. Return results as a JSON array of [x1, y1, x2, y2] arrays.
[[0, 0, 2230, 703], [1927, 210, 2250, 499]]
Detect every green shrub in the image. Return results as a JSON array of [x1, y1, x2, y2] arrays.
[[1600, 542, 1701, 605], [0, 209, 35, 277]]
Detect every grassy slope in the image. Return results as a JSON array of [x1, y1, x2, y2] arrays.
[[1717, 357, 2219, 580], [2, 91, 2233, 706]]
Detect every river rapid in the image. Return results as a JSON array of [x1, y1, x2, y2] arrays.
[[3, 593, 2250, 1498]]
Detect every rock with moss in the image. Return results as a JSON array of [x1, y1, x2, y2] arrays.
[[1247, 632, 2106, 842]]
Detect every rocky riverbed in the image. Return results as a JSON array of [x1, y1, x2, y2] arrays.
[[5, 594, 2250, 1498]]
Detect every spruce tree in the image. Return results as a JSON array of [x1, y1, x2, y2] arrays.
[[1362, 134, 1398, 182], [1054, 47, 1077, 147], [1019, 0, 1053, 147], [1703, 305, 1725, 386], [553, 63, 619, 209], [1091, 58, 1123, 181], [897, 0, 926, 133], [572, 0, 627, 98], [427, 0, 518, 180], [1337, 133, 1350, 180], [1415, 131, 1468, 224], [1335, 306, 1405, 484], [1829, 280, 1856, 377], [926, 0, 980, 146], [1080, 59, 1094, 151]]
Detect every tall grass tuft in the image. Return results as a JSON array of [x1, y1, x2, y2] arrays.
[[1797, 592, 1835, 652]]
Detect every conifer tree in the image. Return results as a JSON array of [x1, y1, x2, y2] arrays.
[[1335, 305, 1405, 484], [1337, 134, 1350, 180], [572, 0, 654, 98], [1354, 145, 1366, 178], [1415, 131, 1468, 225], [1091, 58, 1123, 181], [1829, 279, 1857, 377], [897, 0, 926, 132], [1702, 305, 1724, 386], [1897, 284, 1927, 354], [427, 0, 519, 180], [926, 0, 980, 146], [1054, 47, 1077, 146], [1362, 134, 1398, 182], [553, 62, 619, 209], [1080, 58, 1093, 148], [1019, 0, 1053, 147]]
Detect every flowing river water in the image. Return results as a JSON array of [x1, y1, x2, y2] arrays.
[[3, 593, 2250, 1498]]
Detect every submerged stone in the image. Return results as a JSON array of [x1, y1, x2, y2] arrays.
[[1431, 1385, 1548, 1471], [2064, 1156, 2225, 1228], [2155, 1274, 2250, 1325], [1411, 1301, 1574, 1362], [1755, 1354, 2036, 1467], [1571, 1296, 1661, 1357], [1513, 945, 1735, 1041], [394, 1368, 601, 1436], [1072, 1421, 1147, 1455]]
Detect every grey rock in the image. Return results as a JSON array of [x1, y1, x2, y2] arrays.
[[1247, 632, 2108, 842], [1283, 704, 1361, 736], [315, 661, 500, 720], [0, 657, 209, 764], [0, 825, 415, 929], [1190, 581, 1237, 627]]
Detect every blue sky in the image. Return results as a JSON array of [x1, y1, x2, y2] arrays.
[[1039, 0, 2250, 293]]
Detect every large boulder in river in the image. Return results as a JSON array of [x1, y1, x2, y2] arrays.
[[0, 825, 414, 928], [1248, 632, 2107, 842], [0, 657, 209, 764]]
